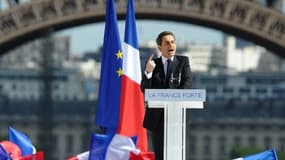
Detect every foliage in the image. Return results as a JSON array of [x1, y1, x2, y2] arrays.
[[230, 146, 262, 158], [0, 134, 7, 141]]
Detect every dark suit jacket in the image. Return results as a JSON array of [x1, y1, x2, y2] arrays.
[[141, 55, 192, 131]]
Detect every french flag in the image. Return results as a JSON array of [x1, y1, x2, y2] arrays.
[[8, 127, 36, 156], [67, 151, 89, 160], [232, 149, 278, 160], [117, 0, 148, 152], [0, 140, 21, 160], [68, 134, 147, 160]]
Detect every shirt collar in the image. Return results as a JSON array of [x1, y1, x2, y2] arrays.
[[161, 56, 174, 64]]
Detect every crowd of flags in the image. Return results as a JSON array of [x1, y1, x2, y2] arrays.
[[0, 127, 43, 160], [0, 0, 282, 160], [0, 126, 279, 160]]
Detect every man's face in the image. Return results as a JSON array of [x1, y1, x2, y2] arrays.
[[158, 35, 176, 59]]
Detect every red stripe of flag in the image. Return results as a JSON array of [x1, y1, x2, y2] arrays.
[[118, 75, 148, 151]]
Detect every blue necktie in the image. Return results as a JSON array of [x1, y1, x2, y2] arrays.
[[166, 59, 172, 79]]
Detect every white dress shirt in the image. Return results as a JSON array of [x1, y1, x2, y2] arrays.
[[145, 56, 174, 79]]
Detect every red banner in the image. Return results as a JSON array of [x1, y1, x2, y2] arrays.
[[20, 152, 44, 160]]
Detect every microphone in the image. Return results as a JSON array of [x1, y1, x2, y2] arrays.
[[169, 72, 181, 88], [170, 73, 174, 84], [178, 73, 181, 84]]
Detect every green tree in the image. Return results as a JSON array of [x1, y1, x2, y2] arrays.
[[0, 134, 7, 141], [230, 146, 262, 158], [276, 150, 285, 160]]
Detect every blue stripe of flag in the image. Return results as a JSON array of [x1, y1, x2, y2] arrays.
[[124, 0, 139, 49]]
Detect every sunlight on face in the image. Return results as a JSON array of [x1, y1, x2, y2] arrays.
[[158, 35, 176, 59]]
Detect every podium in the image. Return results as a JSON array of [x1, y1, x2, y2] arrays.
[[145, 89, 205, 160]]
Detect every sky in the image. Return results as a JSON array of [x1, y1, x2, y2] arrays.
[[56, 20, 224, 55]]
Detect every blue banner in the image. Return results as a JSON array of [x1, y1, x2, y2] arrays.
[[95, 0, 123, 133]]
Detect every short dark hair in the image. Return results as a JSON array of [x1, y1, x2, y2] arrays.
[[156, 31, 175, 45]]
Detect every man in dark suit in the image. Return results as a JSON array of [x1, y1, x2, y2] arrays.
[[141, 31, 192, 160]]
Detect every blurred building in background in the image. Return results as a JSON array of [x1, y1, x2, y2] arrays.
[[0, 36, 99, 101], [0, 36, 100, 160], [0, 36, 70, 69], [187, 71, 285, 160], [180, 43, 227, 73]]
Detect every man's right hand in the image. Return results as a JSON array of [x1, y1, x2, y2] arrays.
[[145, 54, 156, 73]]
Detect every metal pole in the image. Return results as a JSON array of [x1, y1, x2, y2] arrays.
[[38, 29, 54, 160]]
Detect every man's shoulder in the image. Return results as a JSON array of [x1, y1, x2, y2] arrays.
[[175, 55, 188, 59], [175, 55, 189, 62]]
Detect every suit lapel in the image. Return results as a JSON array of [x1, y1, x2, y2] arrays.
[[157, 57, 165, 80], [156, 57, 167, 87], [171, 56, 179, 73]]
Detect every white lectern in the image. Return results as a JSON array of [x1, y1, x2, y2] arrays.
[[145, 89, 206, 160]]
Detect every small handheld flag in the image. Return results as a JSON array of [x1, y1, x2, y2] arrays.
[[233, 149, 278, 160], [9, 127, 36, 156]]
